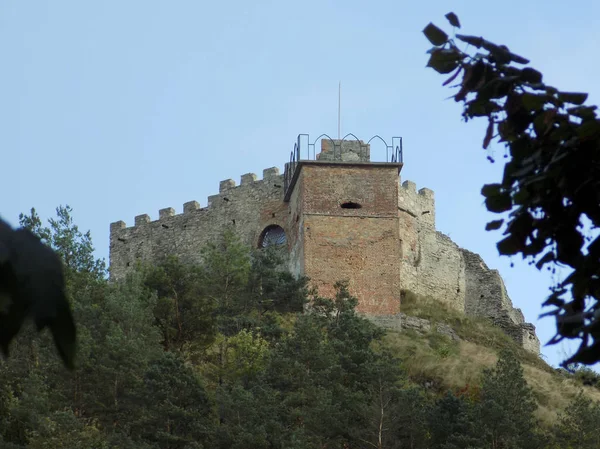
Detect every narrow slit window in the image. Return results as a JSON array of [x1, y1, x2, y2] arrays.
[[340, 202, 362, 209]]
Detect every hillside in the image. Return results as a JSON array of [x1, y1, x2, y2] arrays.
[[384, 291, 600, 425], [3, 208, 600, 448]]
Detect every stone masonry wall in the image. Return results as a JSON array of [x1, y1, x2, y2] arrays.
[[397, 180, 465, 313], [109, 167, 287, 280], [396, 179, 540, 354], [461, 249, 540, 353]]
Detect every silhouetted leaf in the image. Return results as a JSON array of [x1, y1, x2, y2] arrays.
[[497, 235, 521, 255], [481, 183, 503, 197], [567, 105, 598, 119], [521, 93, 547, 111], [427, 49, 461, 74], [520, 67, 543, 83], [508, 52, 530, 64], [483, 119, 494, 149], [485, 193, 512, 213], [456, 34, 484, 48], [566, 343, 600, 365], [445, 12, 460, 28], [485, 220, 504, 231], [558, 92, 588, 105], [423, 23, 449, 46]]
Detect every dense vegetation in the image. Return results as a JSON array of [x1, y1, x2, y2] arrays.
[[1, 207, 600, 448]]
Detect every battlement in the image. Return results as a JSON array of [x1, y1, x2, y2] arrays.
[[110, 167, 283, 230], [398, 179, 435, 227]]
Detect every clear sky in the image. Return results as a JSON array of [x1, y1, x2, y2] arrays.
[[2, 1, 599, 368]]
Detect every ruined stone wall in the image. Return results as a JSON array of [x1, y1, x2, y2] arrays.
[[109, 167, 286, 280], [398, 180, 465, 313], [461, 248, 540, 354], [397, 179, 540, 354]]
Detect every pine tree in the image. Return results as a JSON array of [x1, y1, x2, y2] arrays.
[[143, 255, 216, 355], [428, 391, 479, 449], [554, 390, 600, 449], [476, 349, 538, 449]]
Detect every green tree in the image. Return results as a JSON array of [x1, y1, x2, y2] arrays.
[[19, 206, 105, 281], [247, 245, 307, 315], [554, 390, 600, 449], [201, 228, 251, 333], [143, 256, 216, 356], [66, 273, 162, 432], [476, 349, 538, 449], [265, 282, 401, 449], [131, 351, 214, 449], [424, 13, 600, 365], [428, 391, 479, 449]]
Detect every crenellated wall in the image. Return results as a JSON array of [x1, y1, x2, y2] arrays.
[[109, 167, 288, 281], [397, 180, 465, 313], [109, 150, 540, 354]]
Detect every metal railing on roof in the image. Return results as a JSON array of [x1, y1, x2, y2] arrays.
[[283, 133, 403, 196]]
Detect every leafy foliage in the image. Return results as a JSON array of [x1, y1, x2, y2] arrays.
[[424, 13, 600, 366]]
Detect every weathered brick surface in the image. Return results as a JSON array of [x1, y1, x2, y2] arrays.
[[294, 163, 402, 315], [109, 139, 540, 354]]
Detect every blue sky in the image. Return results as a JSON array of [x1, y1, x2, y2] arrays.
[[2, 1, 599, 368]]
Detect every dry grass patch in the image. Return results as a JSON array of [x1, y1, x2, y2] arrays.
[[384, 303, 600, 426], [400, 290, 552, 373]]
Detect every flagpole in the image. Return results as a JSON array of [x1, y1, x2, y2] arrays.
[[338, 81, 341, 139]]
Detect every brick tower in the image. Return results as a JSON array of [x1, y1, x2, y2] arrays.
[[284, 138, 403, 315]]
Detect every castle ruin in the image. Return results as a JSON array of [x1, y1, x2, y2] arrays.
[[109, 135, 540, 354]]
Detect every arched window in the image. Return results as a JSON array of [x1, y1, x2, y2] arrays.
[[259, 225, 287, 248]]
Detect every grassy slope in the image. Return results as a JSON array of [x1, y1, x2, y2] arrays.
[[383, 291, 600, 425]]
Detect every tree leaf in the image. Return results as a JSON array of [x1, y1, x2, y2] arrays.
[[485, 219, 504, 231], [520, 67, 543, 83], [481, 183, 503, 197], [485, 193, 512, 213], [456, 34, 484, 48], [423, 23, 449, 46], [483, 118, 494, 149], [521, 93, 547, 111], [508, 52, 530, 64], [567, 105, 598, 120], [426, 49, 461, 74], [445, 12, 461, 28], [497, 235, 521, 255], [558, 92, 588, 105]]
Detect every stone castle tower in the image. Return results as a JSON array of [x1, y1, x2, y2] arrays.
[[109, 135, 540, 354]]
